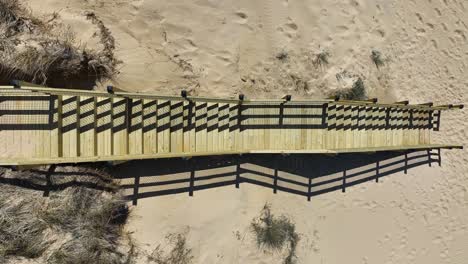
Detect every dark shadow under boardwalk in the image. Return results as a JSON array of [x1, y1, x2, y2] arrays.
[[113, 149, 441, 205], [0, 149, 441, 205]]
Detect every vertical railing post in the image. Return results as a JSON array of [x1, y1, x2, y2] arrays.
[[438, 148, 442, 166], [44, 164, 56, 197], [409, 109, 414, 128], [376, 160, 380, 182], [110, 97, 115, 156], [273, 155, 279, 194], [235, 155, 241, 188], [56, 95, 63, 158], [125, 97, 131, 154], [76, 96, 81, 157], [189, 158, 195, 196], [427, 149, 432, 167], [132, 174, 140, 206], [404, 151, 408, 174], [93, 96, 98, 156], [342, 169, 346, 193]]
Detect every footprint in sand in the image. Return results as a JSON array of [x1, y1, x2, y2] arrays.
[[454, 29, 467, 42], [426, 23, 435, 30], [441, 23, 449, 31], [415, 13, 424, 23], [285, 21, 298, 31], [416, 28, 426, 33], [278, 18, 299, 40], [373, 28, 385, 38], [234, 11, 248, 24]]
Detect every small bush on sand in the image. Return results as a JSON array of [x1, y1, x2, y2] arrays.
[[313, 50, 330, 68], [0, 0, 120, 88], [331, 77, 367, 100], [147, 230, 194, 264], [371, 50, 385, 69], [276, 50, 289, 61], [250, 204, 300, 264]]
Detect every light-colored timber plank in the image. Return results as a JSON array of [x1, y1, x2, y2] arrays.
[[0, 88, 464, 165], [195, 101, 207, 152], [170, 101, 183, 153], [182, 100, 191, 153], [0, 144, 462, 166]]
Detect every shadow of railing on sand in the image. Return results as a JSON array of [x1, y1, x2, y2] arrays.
[[113, 149, 442, 205], [0, 149, 441, 204]]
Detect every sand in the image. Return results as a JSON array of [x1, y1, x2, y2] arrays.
[[25, 0, 468, 263]]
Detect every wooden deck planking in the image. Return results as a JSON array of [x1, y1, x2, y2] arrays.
[[195, 101, 207, 152], [143, 99, 157, 154], [157, 100, 170, 153], [0, 89, 463, 164], [170, 101, 183, 153]]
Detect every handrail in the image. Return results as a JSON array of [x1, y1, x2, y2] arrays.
[[0, 144, 462, 166], [0, 85, 463, 110]]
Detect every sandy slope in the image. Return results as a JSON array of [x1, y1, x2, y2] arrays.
[[27, 0, 468, 263]]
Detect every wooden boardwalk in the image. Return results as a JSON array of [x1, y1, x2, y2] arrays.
[[0, 85, 463, 166]]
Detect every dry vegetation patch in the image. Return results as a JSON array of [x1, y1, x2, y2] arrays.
[[250, 204, 300, 264], [0, 166, 134, 264], [0, 0, 120, 88], [331, 73, 367, 100], [147, 229, 194, 264]]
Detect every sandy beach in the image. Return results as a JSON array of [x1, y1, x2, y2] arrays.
[[11, 0, 468, 263]]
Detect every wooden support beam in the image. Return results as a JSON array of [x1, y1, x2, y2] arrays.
[[43, 164, 56, 197], [189, 159, 195, 196], [404, 152, 408, 174], [418, 102, 433, 107], [375, 161, 380, 183], [273, 155, 279, 194], [76, 96, 81, 157], [447, 146, 463, 149], [394, 100, 409, 105], [437, 149, 442, 166], [342, 170, 346, 193], [436, 104, 464, 109], [235, 156, 241, 189], [307, 171, 312, 201], [55, 95, 63, 158], [427, 149, 432, 167], [93, 97, 98, 156], [132, 174, 140, 205], [11, 80, 45, 88]]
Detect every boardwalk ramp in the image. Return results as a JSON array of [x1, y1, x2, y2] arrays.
[[0, 85, 463, 166]]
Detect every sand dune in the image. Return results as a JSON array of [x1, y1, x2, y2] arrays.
[[25, 0, 468, 263]]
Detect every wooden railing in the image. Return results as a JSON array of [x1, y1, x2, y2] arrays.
[[0, 85, 463, 165]]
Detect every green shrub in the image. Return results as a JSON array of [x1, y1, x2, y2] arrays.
[[332, 77, 367, 100], [148, 231, 194, 264], [314, 50, 330, 67], [250, 204, 300, 264], [371, 50, 385, 69], [276, 50, 289, 61]]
